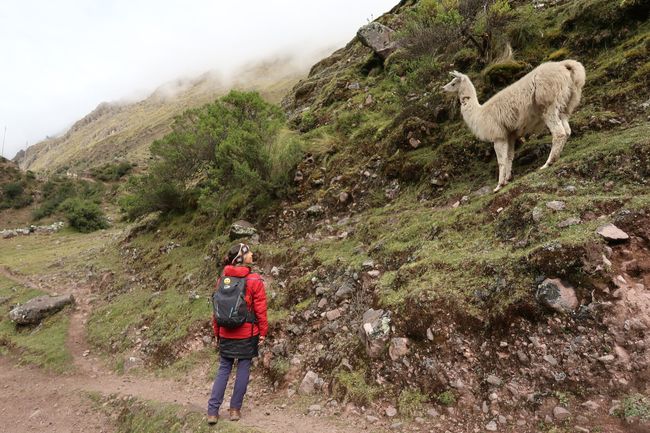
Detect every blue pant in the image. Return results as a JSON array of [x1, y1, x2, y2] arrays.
[[207, 356, 252, 416]]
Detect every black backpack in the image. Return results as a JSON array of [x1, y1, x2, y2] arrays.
[[212, 276, 256, 328]]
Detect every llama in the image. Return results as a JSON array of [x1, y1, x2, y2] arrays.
[[442, 60, 586, 192]]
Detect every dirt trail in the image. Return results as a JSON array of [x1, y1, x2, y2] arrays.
[[1, 268, 381, 433]]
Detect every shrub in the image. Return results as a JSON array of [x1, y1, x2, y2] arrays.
[[617, 393, 650, 421], [59, 198, 108, 232], [437, 390, 457, 406], [122, 90, 302, 223], [334, 369, 379, 405], [32, 177, 104, 220], [1, 181, 32, 209], [90, 162, 133, 181], [398, 388, 428, 417]]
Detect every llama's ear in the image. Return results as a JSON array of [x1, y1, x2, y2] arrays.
[[450, 70, 463, 78]]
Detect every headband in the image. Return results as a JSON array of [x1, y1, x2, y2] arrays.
[[232, 243, 250, 265]]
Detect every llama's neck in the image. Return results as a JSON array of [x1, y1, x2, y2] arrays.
[[458, 80, 484, 138]]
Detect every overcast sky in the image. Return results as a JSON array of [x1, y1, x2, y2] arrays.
[[0, 0, 397, 159]]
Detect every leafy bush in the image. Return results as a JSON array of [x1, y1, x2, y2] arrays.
[[32, 176, 104, 221], [122, 90, 303, 223], [0, 181, 32, 209], [90, 162, 133, 181], [59, 198, 108, 232]]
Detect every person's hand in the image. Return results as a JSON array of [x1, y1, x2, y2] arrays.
[[259, 335, 266, 345]]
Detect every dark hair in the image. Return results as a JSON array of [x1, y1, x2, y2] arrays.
[[221, 243, 251, 267]]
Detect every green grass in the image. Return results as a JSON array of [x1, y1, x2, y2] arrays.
[[334, 369, 379, 405], [618, 393, 650, 421], [95, 395, 262, 433], [87, 287, 211, 366], [398, 388, 428, 417], [0, 275, 73, 372]]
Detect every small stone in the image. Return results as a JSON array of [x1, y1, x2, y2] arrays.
[[339, 191, 350, 203], [581, 401, 599, 411], [308, 404, 322, 413], [498, 415, 507, 424], [326, 308, 342, 321], [389, 337, 410, 361], [532, 207, 544, 223], [366, 415, 379, 423], [385, 405, 398, 417], [306, 204, 324, 217], [271, 266, 280, 277], [598, 354, 615, 363], [317, 298, 328, 309], [485, 420, 498, 431], [543, 354, 558, 366], [558, 217, 581, 228], [546, 200, 566, 211], [427, 408, 439, 417], [367, 270, 381, 278], [536, 278, 578, 314], [596, 223, 629, 242], [553, 406, 571, 421], [486, 375, 502, 386], [390, 422, 403, 430], [409, 137, 421, 149]]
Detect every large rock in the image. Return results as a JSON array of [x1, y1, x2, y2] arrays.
[[229, 220, 257, 240], [596, 223, 629, 242], [536, 278, 578, 314], [9, 294, 75, 325], [359, 309, 391, 358], [298, 370, 320, 395], [357, 22, 398, 60]]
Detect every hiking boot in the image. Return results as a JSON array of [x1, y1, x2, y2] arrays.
[[229, 408, 241, 421], [207, 415, 219, 425]]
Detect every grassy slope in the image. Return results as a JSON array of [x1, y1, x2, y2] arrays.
[[73, 0, 650, 374]]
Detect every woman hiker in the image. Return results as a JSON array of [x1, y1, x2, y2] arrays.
[[207, 243, 268, 425]]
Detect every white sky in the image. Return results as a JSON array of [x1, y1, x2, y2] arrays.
[[0, 0, 397, 159]]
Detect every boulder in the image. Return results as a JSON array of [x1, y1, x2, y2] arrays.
[[9, 294, 75, 325], [357, 22, 398, 60], [229, 220, 257, 240], [536, 278, 578, 314], [596, 223, 629, 242], [359, 308, 391, 358]]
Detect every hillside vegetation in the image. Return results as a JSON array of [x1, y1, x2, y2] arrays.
[[2, 1, 649, 432]]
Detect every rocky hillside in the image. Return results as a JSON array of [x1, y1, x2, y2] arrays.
[[3, 1, 650, 432], [14, 58, 306, 174]]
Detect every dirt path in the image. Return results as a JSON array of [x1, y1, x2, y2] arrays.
[[0, 268, 383, 433]]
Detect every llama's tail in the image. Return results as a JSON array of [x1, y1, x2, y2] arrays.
[[561, 60, 586, 90]]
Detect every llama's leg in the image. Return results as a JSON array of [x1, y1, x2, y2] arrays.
[[540, 112, 568, 170], [493, 140, 508, 192], [505, 136, 516, 182], [560, 113, 571, 137]]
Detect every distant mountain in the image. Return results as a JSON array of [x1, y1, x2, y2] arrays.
[[15, 57, 307, 174]]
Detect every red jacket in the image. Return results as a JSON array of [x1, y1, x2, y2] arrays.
[[212, 265, 268, 339]]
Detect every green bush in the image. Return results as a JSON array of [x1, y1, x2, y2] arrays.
[[32, 177, 104, 220], [60, 197, 108, 232], [437, 390, 457, 406], [1, 181, 32, 209], [90, 162, 133, 181], [122, 90, 303, 223]]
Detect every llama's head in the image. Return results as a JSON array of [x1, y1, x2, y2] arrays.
[[442, 71, 467, 93]]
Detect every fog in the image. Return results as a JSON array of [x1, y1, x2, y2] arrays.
[[0, 0, 397, 160]]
